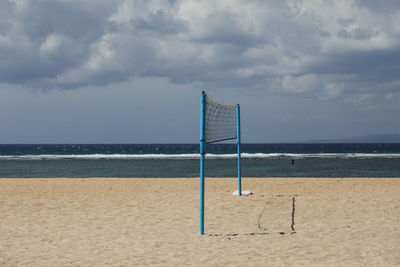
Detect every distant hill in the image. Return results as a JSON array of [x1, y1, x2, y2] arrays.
[[307, 134, 400, 143]]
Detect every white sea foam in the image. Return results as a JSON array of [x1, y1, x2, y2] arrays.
[[0, 154, 199, 160], [240, 153, 400, 159], [0, 153, 400, 160]]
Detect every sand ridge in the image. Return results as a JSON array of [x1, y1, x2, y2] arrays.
[[1, 178, 400, 266]]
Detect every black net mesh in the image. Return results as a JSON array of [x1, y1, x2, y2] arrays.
[[205, 96, 237, 144]]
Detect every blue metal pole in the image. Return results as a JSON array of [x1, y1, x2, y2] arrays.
[[200, 91, 207, 235], [236, 104, 242, 196]]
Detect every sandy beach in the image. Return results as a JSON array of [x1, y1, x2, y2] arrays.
[[1, 177, 400, 266]]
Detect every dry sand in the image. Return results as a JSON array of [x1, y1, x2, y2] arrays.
[[1, 177, 400, 266]]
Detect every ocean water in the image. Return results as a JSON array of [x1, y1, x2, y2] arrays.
[[0, 144, 400, 178]]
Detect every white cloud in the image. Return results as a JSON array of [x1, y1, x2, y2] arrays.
[[0, 34, 11, 47], [39, 34, 69, 56], [281, 74, 318, 93], [322, 83, 343, 99]]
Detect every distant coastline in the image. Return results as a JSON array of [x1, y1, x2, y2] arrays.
[[306, 134, 400, 143]]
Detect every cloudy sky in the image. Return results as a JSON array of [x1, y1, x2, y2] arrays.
[[1, 0, 399, 143]]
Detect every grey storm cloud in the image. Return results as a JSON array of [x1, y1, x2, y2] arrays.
[[1, 0, 400, 144], [1, 0, 400, 103]]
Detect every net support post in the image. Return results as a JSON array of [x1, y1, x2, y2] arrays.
[[236, 104, 242, 196], [200, 91, 207, 235]]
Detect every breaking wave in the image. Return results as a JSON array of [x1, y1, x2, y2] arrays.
[[1, 153, 400, 160]]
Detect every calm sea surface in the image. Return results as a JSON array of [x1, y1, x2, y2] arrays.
[[1, 144, 400, 178]]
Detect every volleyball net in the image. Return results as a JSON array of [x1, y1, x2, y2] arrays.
[[200, 91, 242, 235], [205, 96, 237, 144]]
